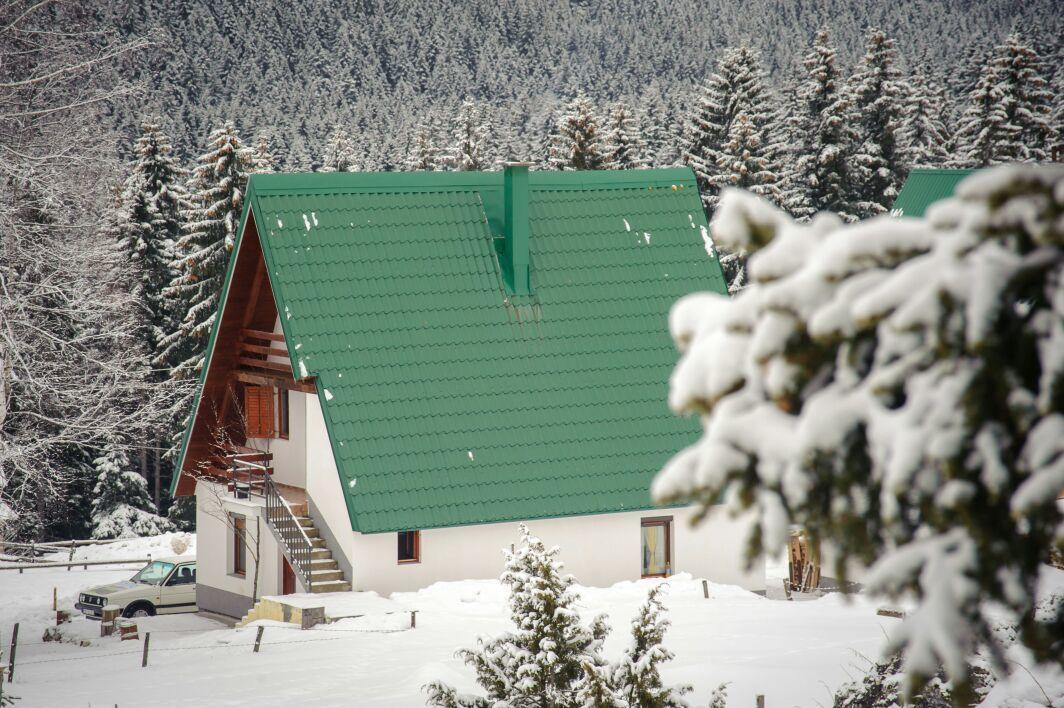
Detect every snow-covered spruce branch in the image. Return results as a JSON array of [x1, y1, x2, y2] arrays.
[[654, 165, 1064, 702]]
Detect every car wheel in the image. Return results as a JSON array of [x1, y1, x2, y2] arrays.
[[123, 602, 155, 618]]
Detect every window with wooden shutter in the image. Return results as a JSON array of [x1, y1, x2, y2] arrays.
[[243, 385, 274, 438]]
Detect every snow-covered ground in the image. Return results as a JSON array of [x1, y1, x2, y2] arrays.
[[0, 535, 1058, 707]]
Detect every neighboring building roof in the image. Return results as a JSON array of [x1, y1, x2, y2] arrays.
[[891, 168, 975, 218], [188, 168, 728, 533]]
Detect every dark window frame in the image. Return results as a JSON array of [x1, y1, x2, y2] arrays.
[[640, 516, 672, 578], [397, 530, 420, 564], [277, 388, 290, 439], [233, 514, 247, 577]]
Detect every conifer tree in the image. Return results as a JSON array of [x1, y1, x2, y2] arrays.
[[640, 89, 674, 167], [124, 118, 187, 364], [404, 122, 440, 170], [90, 438, 174, 539], [899, 67, 951, 168], [780, 30, 858, 221], [955, 32, 1054, 166], [657, 166, 1064, 700], [322, 124, 359, 172], [683, 46, 778, 211], [159, 122, 251, 382], [714, 113, 779, 202], [449, 100, 489, 171], [602, 102, 646, 170], [548, 95, 605, 171], [847, 28, 908, 217], [952, 62, 1009, 168], [250, 134, 277, 173], [612, 586, 691, 707], [425, 524, 610, 707]]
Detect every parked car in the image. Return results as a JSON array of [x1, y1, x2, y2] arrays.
[[75, 555, 197, 619]]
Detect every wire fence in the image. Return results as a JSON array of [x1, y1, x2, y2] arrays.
[[3, 618, 412, 673]]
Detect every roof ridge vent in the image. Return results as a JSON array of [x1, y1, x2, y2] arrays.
[[503, 162, 532, 295]]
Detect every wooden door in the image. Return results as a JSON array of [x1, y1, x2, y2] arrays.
[[281, 555, 296, 595]]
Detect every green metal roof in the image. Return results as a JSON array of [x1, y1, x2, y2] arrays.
[[230, 168, 727, 533], [892, 168, 976, 218]]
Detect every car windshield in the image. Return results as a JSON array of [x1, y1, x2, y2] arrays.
[[131, 561, 175, 585]]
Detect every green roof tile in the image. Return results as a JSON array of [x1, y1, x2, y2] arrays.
[[228, 168, 727, 533], [892, 168, 976, 218]]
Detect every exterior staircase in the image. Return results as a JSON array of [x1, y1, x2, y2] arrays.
[[289, 501, 351, 594]]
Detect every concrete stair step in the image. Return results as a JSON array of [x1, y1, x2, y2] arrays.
[[302, 527, 321, 539], [309, 559, 338, 570], [311, 580, 351, 594], [290, 503, 308, 517], [295, 517, 314, 528], [310, 569, 344, 582], [310, 548, 331, 559], [310, 538, 326, 548]]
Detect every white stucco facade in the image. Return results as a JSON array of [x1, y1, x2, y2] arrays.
[[345, 505, 763, 595], [194, 480, 305, 616]]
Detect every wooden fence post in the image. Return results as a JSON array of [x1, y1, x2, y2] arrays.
[[702, 579, 709, 598], [7, 623, 18, 682], [52, 587, 57, 611], [756, 695, 765, 708], [410, 611, 417, 629], [253, 625, 264, 653], [141, 632, 150, 667]]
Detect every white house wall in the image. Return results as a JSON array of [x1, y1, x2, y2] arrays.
[[346, 505, 764, 596], [194, 479, 295, 617], [304, 393, 356, 579]]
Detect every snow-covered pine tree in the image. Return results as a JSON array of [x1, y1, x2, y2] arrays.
[[90, 438, 174, 539], [639, 88, 674, 167], [404, 122, 440, 170], [714, 113, 780, 202], [250, 134, 277, 173], [952, 59, 1009, 168], [683, 46, 778, 212], [449, 100, 489, 171], [125, 118, 187, 365], [847, 28, 908, 217], [159, 122, 252, 382], [425, 524, 610, 707], [655, 165, 1064, 701], [780, 29, 858, 222], [602, 102, 646, 170], [899, 67, 950, 169], [548, 95, 605, 171], [955, 32, 1054, 167], [322, 124, 359, 172], [708, 684, 729, 708], [612, 586, 691, 707]]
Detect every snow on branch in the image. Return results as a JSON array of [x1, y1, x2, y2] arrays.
[[654, 165, 1064, 701]]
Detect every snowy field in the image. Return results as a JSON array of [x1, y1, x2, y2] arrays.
[[0, 535, 1057, 707]]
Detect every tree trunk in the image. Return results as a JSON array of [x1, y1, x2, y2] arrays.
[[252, 516, 261, 602], [153, 438, 161, 512]]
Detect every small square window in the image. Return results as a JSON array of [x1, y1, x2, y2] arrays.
[[398, 530, 420, 564]]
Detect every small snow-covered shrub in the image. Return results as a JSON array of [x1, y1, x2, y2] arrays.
[[425, 525, 689, 708], [655, 165, 1064, 701], [90, 441, 173, 540], [833, 654, 991, 708]]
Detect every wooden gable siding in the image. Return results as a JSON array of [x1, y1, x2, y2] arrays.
[[175, 213, 281, 494]]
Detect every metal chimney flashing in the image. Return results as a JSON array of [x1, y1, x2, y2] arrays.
[[503, 162, 532, 295]]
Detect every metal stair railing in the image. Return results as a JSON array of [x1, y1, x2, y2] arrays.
[[262, 474, 314, 593]]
